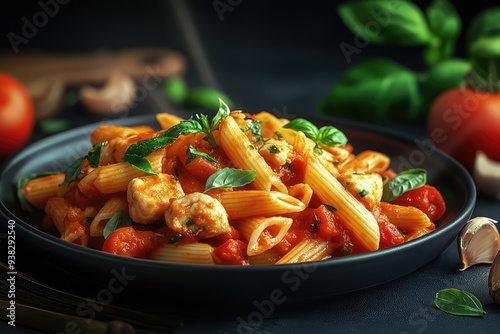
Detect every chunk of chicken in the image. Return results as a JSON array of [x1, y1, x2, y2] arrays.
[[259, 139, 294, 167], [165, 192, 230, 240], [337, 172, 383, 211], [127, 173, 184, 224]]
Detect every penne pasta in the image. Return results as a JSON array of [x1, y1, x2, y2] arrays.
[[90, 125, 138, 145], [340, 150, 391, 173], [379, 202, 433, 231], [275, 237, 330, 264], [90, 193, 128, 237], [248, 249, 282, 265], [232, 216, 293, 256], [44, 197, 89, 246], [92, 148, 165, 194], [150, 242, 215, 264], [22, 173, 65, 209], [303, 149, 380, 251], [219, 190, 306, 220], [19, 107, 447, 266], [219, 115, 288, 193]]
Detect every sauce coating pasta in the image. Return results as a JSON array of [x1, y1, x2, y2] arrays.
[[20, 107, 446, 265]]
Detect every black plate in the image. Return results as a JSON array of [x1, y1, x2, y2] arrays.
[[0, 113, 476, 312]]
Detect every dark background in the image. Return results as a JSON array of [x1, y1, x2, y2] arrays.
[[0, 0, 494, 118]]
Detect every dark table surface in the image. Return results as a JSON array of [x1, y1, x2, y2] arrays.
[[1, 1, 500, 333]]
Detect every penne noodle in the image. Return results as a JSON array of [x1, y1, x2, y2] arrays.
[[220, 190, 306, 220], [150, 242, 215, 264], [22, 173, 65, 209], [404, 224, 436, 242], [219, 115, 288, 193], [379, 202, 433, 231], [90, 193, 128, 237], [303, 149, 380, 251], [90, 125, 138, 145], [44, 197, 89, 246], [248, 249, 282, 265], [287, 183, 313, 207], [92, 148, 165, 194], [275, 237, 329, 264], [232, 216, 293, 256], [340, 150, 391, 173], [156, 113, 185, 130]]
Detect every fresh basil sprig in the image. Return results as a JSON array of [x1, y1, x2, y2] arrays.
[[434, 288, 486, 317], [64, 142, 105, 184], [204, 168, 256, 192], [17, 171, 60, 212], [185, 145, 218, 165], [283, 118, 348, 153], [382, 168, 427, 202], [103, 210, 132, 239], [122, 98, 231, 173]]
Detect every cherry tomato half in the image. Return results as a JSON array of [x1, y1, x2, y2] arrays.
[[0, 73, 35, 160], [392, 184, 446, 221], [427, 87, 500, 172]]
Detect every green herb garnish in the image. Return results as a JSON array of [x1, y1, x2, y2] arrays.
[[204, 168, 256, 192], [185, 145, 218, 165], [283, 118, 347, 151], [103, 210, 132, 239], [434, 288, 486, 317], [17, 171, 60, 212], [382, 168, 427, 202]]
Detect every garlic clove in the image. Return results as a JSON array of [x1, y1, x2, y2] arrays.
[[79, 70, 136, 116], [458, 217, 500, 271], [472, 151, 500, 201], [488, 250, 500, 303]]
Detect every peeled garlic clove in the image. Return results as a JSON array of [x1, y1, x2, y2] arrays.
[[80, 70, 136, 116], [488, 250, 500, 303], [458, 217, 500, 271], [472, 151, 500, 201]]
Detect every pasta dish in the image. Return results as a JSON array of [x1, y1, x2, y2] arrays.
[[18, 100, 446, 265]]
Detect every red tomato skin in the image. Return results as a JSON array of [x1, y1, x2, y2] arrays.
[[392, 184, 446, 221], [0, 73, 35, 159], [213, 239, 249, 265], [102, 226, 163, 258], [427, 87, 500, 171], [378, 219, 405, 249]]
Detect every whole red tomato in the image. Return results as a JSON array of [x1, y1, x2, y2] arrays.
[[427, 87, 500, 172], [0, 73, 35, 160]]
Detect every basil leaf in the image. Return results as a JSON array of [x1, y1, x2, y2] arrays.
[[317, 59, 421, 122], [17, 171, 59, 212], [87, 142, 105, 168], [316, 126, 348, 147], [424, 0, 461, 65], [163, 76, 188, 104], [337, 0, 433, 46], [122, 155, 155, 174], [64, 156, 86, 184], [469, 36, 500, 87], [419, 59, 469, 120], [434, 288, 486, 317], [211, 98, 231, 128], [103, 210, 132, 239], [466, 7, 500, 56], [185, 145, 218, 165], [162, 119, 202, 138], [382, 168, 427, 202], [244, 119, 263, 137], [195, 113, 218, 149], [122, 135, 176, 173], [204, 168, 256, 192], [283, 118, 318, 140], [183, 87, 233, 110]]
